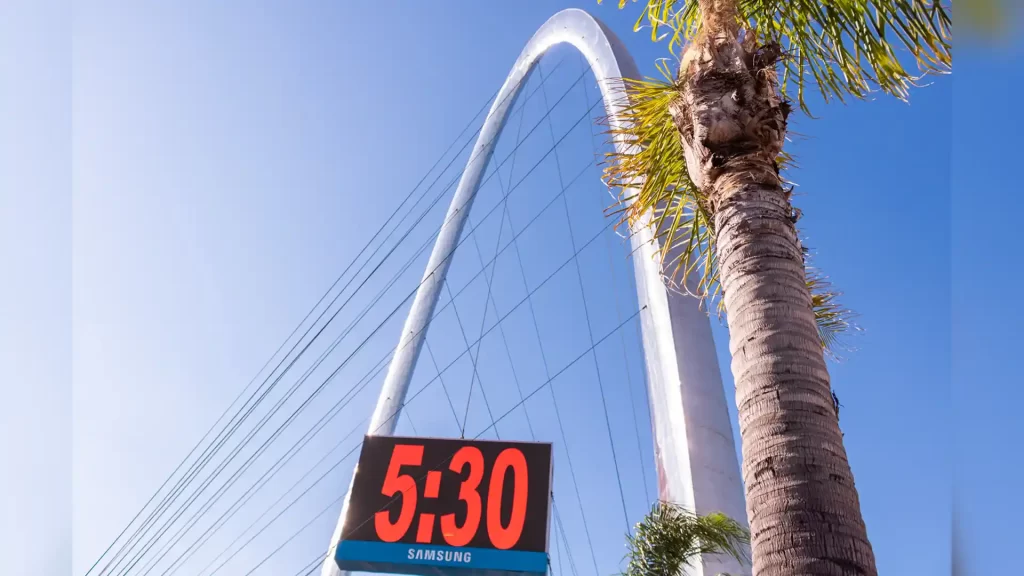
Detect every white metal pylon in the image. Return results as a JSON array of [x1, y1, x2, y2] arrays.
[[321, 9, 748, 576]]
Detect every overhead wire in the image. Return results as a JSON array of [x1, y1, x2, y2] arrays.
[[438, 64, 588, 566], [469, 61, 591, 576], [154, 314, 409, 575], [537, 61, 633, 537], [421, 339, 461, 428], [133, 84, 605, 575], [449, 275, 499, 439], [214, 112, 610, 575], [553, 500, 581, 576], [224, 163, 631, 574], [446, 106, 532, 440], [577, 53, 653, 508], [277, 55, 643, 576], [335, 308, 647, 546], [461, 126, 585, 576], [500, 82, 602, 576], [87, 60, 511, 576], [465, 85, 538, 442], [93, 75, 500, 576], [185, 425, 373, 575], [246, 297, 643, 575], [81, 76, 500, 576], [104, 60, 587, 576], [421, 73, 584, 575], [144, 189, 463, 576], [455, 156, 595, 441], [177, 419, 366, 576], [103, 48, 652, 576]]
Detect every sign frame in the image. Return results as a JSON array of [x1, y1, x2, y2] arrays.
[[335, 435, 554, 576]]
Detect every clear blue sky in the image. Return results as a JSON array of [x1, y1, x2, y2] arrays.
[[951, 36, 1022, 575], [7, 1, 1002, 576]]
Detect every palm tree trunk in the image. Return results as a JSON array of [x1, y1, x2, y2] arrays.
[[670, 21, 878, 576]]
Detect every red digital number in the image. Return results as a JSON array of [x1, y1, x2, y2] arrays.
[[376, 442, 531, 550], [487, 447, 529, 549], [374, 444, 423, 542], [440, 446, 484, 546]]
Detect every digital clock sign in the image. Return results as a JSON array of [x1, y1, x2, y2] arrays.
[[335, 435, 553, 576]]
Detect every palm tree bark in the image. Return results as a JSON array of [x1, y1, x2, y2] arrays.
[[669, 16, 878, 576]]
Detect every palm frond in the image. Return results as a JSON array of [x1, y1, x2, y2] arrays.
[[806, 264, 860, 360], [600, 0, 952, 112], [624, 502, 749, 576], [603, 69, 713, 298], [603, 74, 855, 357]]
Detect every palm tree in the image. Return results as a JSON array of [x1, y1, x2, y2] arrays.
[[625, 503, 750, 576], [598, 1, 951, 575]]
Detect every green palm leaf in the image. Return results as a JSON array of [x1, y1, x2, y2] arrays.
[[603, 70, 852, 354], [624, 502, 749, 576], [601, 0, 952, 112], [805, 260, 860, 359]]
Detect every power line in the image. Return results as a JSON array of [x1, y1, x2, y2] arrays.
[[202, 147, 612, 576], [428, 85, 589, 565], [171, 417, 365, 576], [99, 50, 650, 576], [243, 491, 347, 575], [89, 54, 575, 576], [155, 363, 383, 576], [349, 308, 647, 544], [243, 300, 643, 574], [124, 87, 602, 569], [538, 61, 632, 537], [275, 59, 641, 576], [143, 195, 457, 576], [457, 118, 591, 576], [553, 500, 581, 576], [421, 339, 461, 428], [500, 106, 602, 576], [577, 52, 652, 509], [86, 61, 517, 576], [102, 63, 589, 576], [215, 213, 624, 574]]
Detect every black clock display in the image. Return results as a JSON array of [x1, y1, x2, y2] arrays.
[[342, 435, 553, 553]]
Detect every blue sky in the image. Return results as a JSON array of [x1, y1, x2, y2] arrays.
[[9, 2, 1014, 576], [951, 38, 1022, 575]]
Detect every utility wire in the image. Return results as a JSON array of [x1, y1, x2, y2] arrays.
[[240, 302, 643, 575], [94, 70, 500, 576], [91, 55, 572, 576], [501, 97, 603, 576], [421, 340, 461, 429], [127, 89, 603, 575], [86, 60, 509, 576], [206, 147, 613, 576], [458, 104, 589, 576], [218, 211, 626, 575], [278, 60, 645, 576], [145, 194, 455, 576], [578, 53, 652, 509], [119, 54, 643, 576], [104, 63, 586, 576], [348, 309, 647, 542], [538, 62, 632, 536]]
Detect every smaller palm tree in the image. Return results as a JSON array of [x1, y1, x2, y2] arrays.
[[625, 502, 749, 576]]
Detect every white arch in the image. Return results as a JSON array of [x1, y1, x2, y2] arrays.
[[322, 9, 747, 576]]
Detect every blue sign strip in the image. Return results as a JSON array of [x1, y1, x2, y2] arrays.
[[336, 540, 547, 575]]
